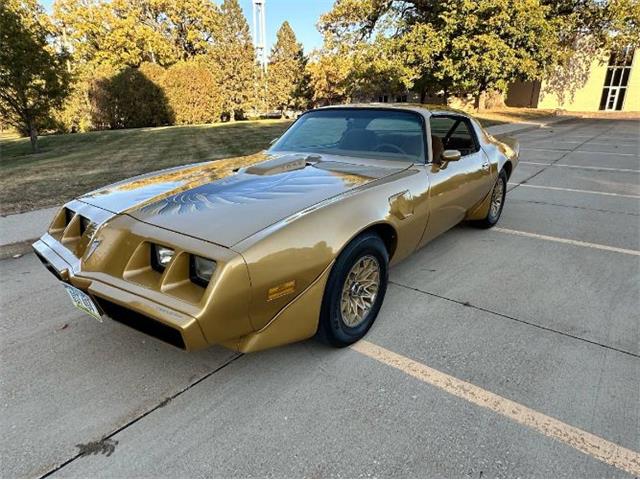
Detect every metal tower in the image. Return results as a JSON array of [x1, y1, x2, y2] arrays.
[[252, 0, 267, 71]]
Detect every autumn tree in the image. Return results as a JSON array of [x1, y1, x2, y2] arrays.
[[306, 51, 352, 106], [0, 0, 70, 152], [319, 0, 558, 110], [53, 0, 221, 69], [212, 0, 256, 120], [162, 60, 223, 124], [267, 22, 308, 113]]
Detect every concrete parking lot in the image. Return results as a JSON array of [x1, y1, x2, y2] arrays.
[[1, 118, 638, 478]]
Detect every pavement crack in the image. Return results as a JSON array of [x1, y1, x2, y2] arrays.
[[40, 352, 244, 478], [389, 280, 639, 359]]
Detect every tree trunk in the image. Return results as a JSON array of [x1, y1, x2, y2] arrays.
[[229, 109, 235, 122], [474, 90, 487, 111], [420, 87, 427, 104], [29, 122, 39, 153]]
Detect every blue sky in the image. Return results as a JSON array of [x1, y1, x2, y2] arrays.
[[38, 0, 336, 53]]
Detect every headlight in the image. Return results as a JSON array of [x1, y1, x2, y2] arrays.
[[190, 255, 216, 287], [151, 244, 174, 272], [65, 208, 75, 225], [79, 216, 92, 236]]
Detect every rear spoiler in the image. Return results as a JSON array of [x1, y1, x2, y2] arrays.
[[494, 134, 520, 159]]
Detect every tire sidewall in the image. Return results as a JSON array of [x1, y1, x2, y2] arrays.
[[487, 170, 507, 225], [321, 233, 389, 346]]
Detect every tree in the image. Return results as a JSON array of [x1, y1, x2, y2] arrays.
[[0, 0, 70, 152], [436, 0, 559, 110], [89, 63, 173, 129], [319, 0, 558, 110], [267, 22, 308, 113], [53, 0, 221, 69], [212, 0, 256, 121], [320, 0, 640, 110], [162, 59, 223, 124], [306, 51, 352, 106]]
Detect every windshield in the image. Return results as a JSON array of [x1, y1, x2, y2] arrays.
[[269, 109, 426, 163]]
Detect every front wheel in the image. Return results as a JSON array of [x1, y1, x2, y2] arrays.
[[473, 169, 507, 229], [316, 232, 389, 347]]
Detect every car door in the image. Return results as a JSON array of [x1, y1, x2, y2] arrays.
[[419, 114, 492, 246]]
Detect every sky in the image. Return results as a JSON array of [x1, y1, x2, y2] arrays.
[[38, 0, 336, 54]]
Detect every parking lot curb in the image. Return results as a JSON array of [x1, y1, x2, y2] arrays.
[[0, 239, 36, 260], [486, 115, 578, 136]]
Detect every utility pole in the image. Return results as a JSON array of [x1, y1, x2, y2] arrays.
[[252, 0, 267, 72]]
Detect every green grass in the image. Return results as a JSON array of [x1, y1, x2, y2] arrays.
[[0, 119, 292, 215]]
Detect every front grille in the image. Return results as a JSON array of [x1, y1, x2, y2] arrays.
[[95, 297, 186, 349]]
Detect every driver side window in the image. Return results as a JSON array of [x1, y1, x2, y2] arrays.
[[430, 116, 479, 161]]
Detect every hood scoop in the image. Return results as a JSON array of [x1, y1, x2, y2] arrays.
[[244, 154, 319, 176]]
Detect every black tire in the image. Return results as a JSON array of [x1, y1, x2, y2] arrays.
[[316, 232, 389, 347], [473, 169, 507, 229]]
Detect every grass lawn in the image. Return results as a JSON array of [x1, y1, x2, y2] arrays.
[[0, 108, 560, 215]]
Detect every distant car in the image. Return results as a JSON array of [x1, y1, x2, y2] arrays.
[[33, 104, 519, 352]]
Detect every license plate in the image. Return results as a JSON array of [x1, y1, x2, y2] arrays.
[[62, 284, 102, 322]]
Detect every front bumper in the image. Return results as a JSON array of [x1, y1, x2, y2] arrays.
[[33, 233, 209, 351], [33, 238, 72, 282], [33, 200, 329, 353]]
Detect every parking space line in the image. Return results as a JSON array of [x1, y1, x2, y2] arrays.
[[493, 228, 640, 256], [507, 183, 640, 199], [520, 162, 640, 173], [352, 340, 640, 476], [522, 148, 638, 157]]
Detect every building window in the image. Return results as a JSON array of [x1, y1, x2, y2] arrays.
[[599, 47, 634, 111]]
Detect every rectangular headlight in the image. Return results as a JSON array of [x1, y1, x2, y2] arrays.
[[190, 255, 216, 287], [79, 216, 92, 236], [151, 244, 174, 272], [65, 208, 75, 226]]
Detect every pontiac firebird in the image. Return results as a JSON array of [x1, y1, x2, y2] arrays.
[[33, 105, 519, 352]]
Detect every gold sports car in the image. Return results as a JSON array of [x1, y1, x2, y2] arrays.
[[33, 105, 519, 352]]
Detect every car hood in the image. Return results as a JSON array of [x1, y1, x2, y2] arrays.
[[79, 152, 409, 247]]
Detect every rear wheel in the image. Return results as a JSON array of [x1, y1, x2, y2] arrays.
[[474, 169, 507, 228], [316, 232, 388, 347]]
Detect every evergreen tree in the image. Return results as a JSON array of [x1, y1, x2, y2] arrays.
[[213, 0, 256, 121], [267, 21, 308, 114]]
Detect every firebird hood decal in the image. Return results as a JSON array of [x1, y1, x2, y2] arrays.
[[79, 152, 408, 247]]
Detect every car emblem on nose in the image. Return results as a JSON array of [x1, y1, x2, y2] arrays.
[[85, 239, 102, 260]]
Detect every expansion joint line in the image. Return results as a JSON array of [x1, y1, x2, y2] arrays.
[[389, 280, 639, 359], [40, 353, 244, 478]]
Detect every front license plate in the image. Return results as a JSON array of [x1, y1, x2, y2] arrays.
[[62, 284, 102, 322]]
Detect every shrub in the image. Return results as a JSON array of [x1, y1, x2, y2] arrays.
[[162, 60, 223, 124], [89, 64, 173, 129]]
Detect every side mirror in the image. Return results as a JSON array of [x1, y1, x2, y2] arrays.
[[441, 149, 461, 162]]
